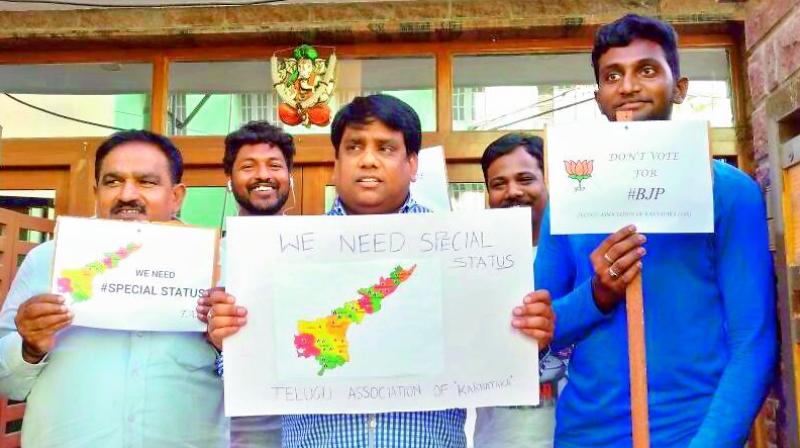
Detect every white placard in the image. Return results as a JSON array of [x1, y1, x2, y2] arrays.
[[51, 217, 217, 332], [223, 208, 538, 416], [410, 146, 451, 212], [546, 120, 713, 234]]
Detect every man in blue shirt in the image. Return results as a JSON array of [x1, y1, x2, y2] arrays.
[[535, 14, 777, 447], [208, 94, 555, 447], [0, 131, 228, 447]]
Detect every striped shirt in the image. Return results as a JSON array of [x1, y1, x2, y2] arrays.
[[283, 194, 467, 448]]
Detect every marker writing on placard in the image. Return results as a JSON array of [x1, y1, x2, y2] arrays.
[[419, 231, 493, 252], [433, 383, 449, 396], [454, 375, 514, 397], [339, 232, 406, 253], [348, 384, 423, 400], [272, 386, 332, 402], [450, 254, 514, 270], [280, 232, 316, 253]]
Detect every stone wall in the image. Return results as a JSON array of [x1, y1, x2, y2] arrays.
[[0, 0, 745, 51]]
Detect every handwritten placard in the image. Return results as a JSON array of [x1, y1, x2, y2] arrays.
[[223, 208, 538, 416], [51, 217, 217, 332], [546, 120, 713, 234]]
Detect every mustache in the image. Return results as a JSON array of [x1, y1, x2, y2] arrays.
[[111, 200, 146, 214]]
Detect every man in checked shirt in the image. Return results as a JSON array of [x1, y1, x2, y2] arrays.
[[207, 94, 555, 447]]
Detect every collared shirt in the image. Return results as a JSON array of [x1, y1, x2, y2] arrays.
[[536, 161, 777, 448], [283, 194, 468, 448], [0, 240, 228, 448]]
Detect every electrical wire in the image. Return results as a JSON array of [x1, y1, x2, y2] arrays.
[[467, 87, 581, 129], [488, 96, 595, 130], [2, 93, 127, 131], [1, 0, 286, 8]]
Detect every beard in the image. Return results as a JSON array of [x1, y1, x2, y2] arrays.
[[232, 187, 290, 216]]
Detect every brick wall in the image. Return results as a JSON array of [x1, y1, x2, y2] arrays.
[[745, 1, 800, 446], [747, 0, 800, 189]]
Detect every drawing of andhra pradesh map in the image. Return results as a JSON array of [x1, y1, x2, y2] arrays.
[[57, 243, 142, 302], [274, 259, 444, 380]]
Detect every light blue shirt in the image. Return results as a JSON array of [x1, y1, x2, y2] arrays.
[[0, 240, 229, 447]]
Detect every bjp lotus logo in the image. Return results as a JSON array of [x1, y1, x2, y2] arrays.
[[564, 160, 594, 191]]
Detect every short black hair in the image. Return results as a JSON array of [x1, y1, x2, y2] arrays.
[[224, 121, 296, 175], [331, 94, 422, 157], [481, 133, 544, 182], [95, 130, 183, 184], [591, 14, 680, 83]]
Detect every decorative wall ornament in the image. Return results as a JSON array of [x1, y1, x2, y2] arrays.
[[271, 44, 337, 128]]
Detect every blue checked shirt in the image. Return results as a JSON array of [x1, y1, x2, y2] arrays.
[[282, 194, 467, 448]]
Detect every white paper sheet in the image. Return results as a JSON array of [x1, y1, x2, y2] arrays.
[[546, 120, 714, 234], [51, 217, 217, 332], [223, 208, 538, 416]]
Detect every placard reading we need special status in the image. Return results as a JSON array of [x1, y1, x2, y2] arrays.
[[546, 120, 714, 234], [223, 208, 538, 416], [50, 217, 217, 332]]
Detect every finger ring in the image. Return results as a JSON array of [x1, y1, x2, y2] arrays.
[[608, 266, 620, 279], [207, 309, 214, 320], [603, 253, 614, 265]]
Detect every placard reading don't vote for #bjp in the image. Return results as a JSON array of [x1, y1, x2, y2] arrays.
[[546, 120, 714, 235]]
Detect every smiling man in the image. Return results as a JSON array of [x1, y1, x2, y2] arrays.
[[224, 121, 294, 217], [0, 130, 228, 447], [535, 14, 777, 448], [207, 95, 555, 447], [210, 120, 296, 448], [474, 134, 569, 448]]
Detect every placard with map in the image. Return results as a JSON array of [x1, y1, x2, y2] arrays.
[[223, 208, 538, 415], [50, 216, 217, 332]]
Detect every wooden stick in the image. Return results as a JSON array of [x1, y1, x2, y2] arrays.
[[617, 110, 650, 448]]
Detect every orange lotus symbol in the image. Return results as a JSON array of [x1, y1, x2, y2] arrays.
[[564, 159, 594, 191]]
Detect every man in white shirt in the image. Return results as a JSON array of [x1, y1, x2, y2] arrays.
[[196, 120, 296, 447], [475, 133, 568, 448], [0, 130, 228, 447]]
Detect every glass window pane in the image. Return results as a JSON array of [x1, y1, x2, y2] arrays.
[[448, 183, 486, 211], [0, 63, 152, 137], [168, 57, 436, 137], [324, 185, 337, 213], [452, 48, 733, 130]]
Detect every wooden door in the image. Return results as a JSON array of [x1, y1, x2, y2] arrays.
[[0, 208, 55, 448], [766, 107, 800, 445]]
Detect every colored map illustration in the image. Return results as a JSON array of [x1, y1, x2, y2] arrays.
[[57, 243, 142, 302], [294, 264, 417, 376]]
